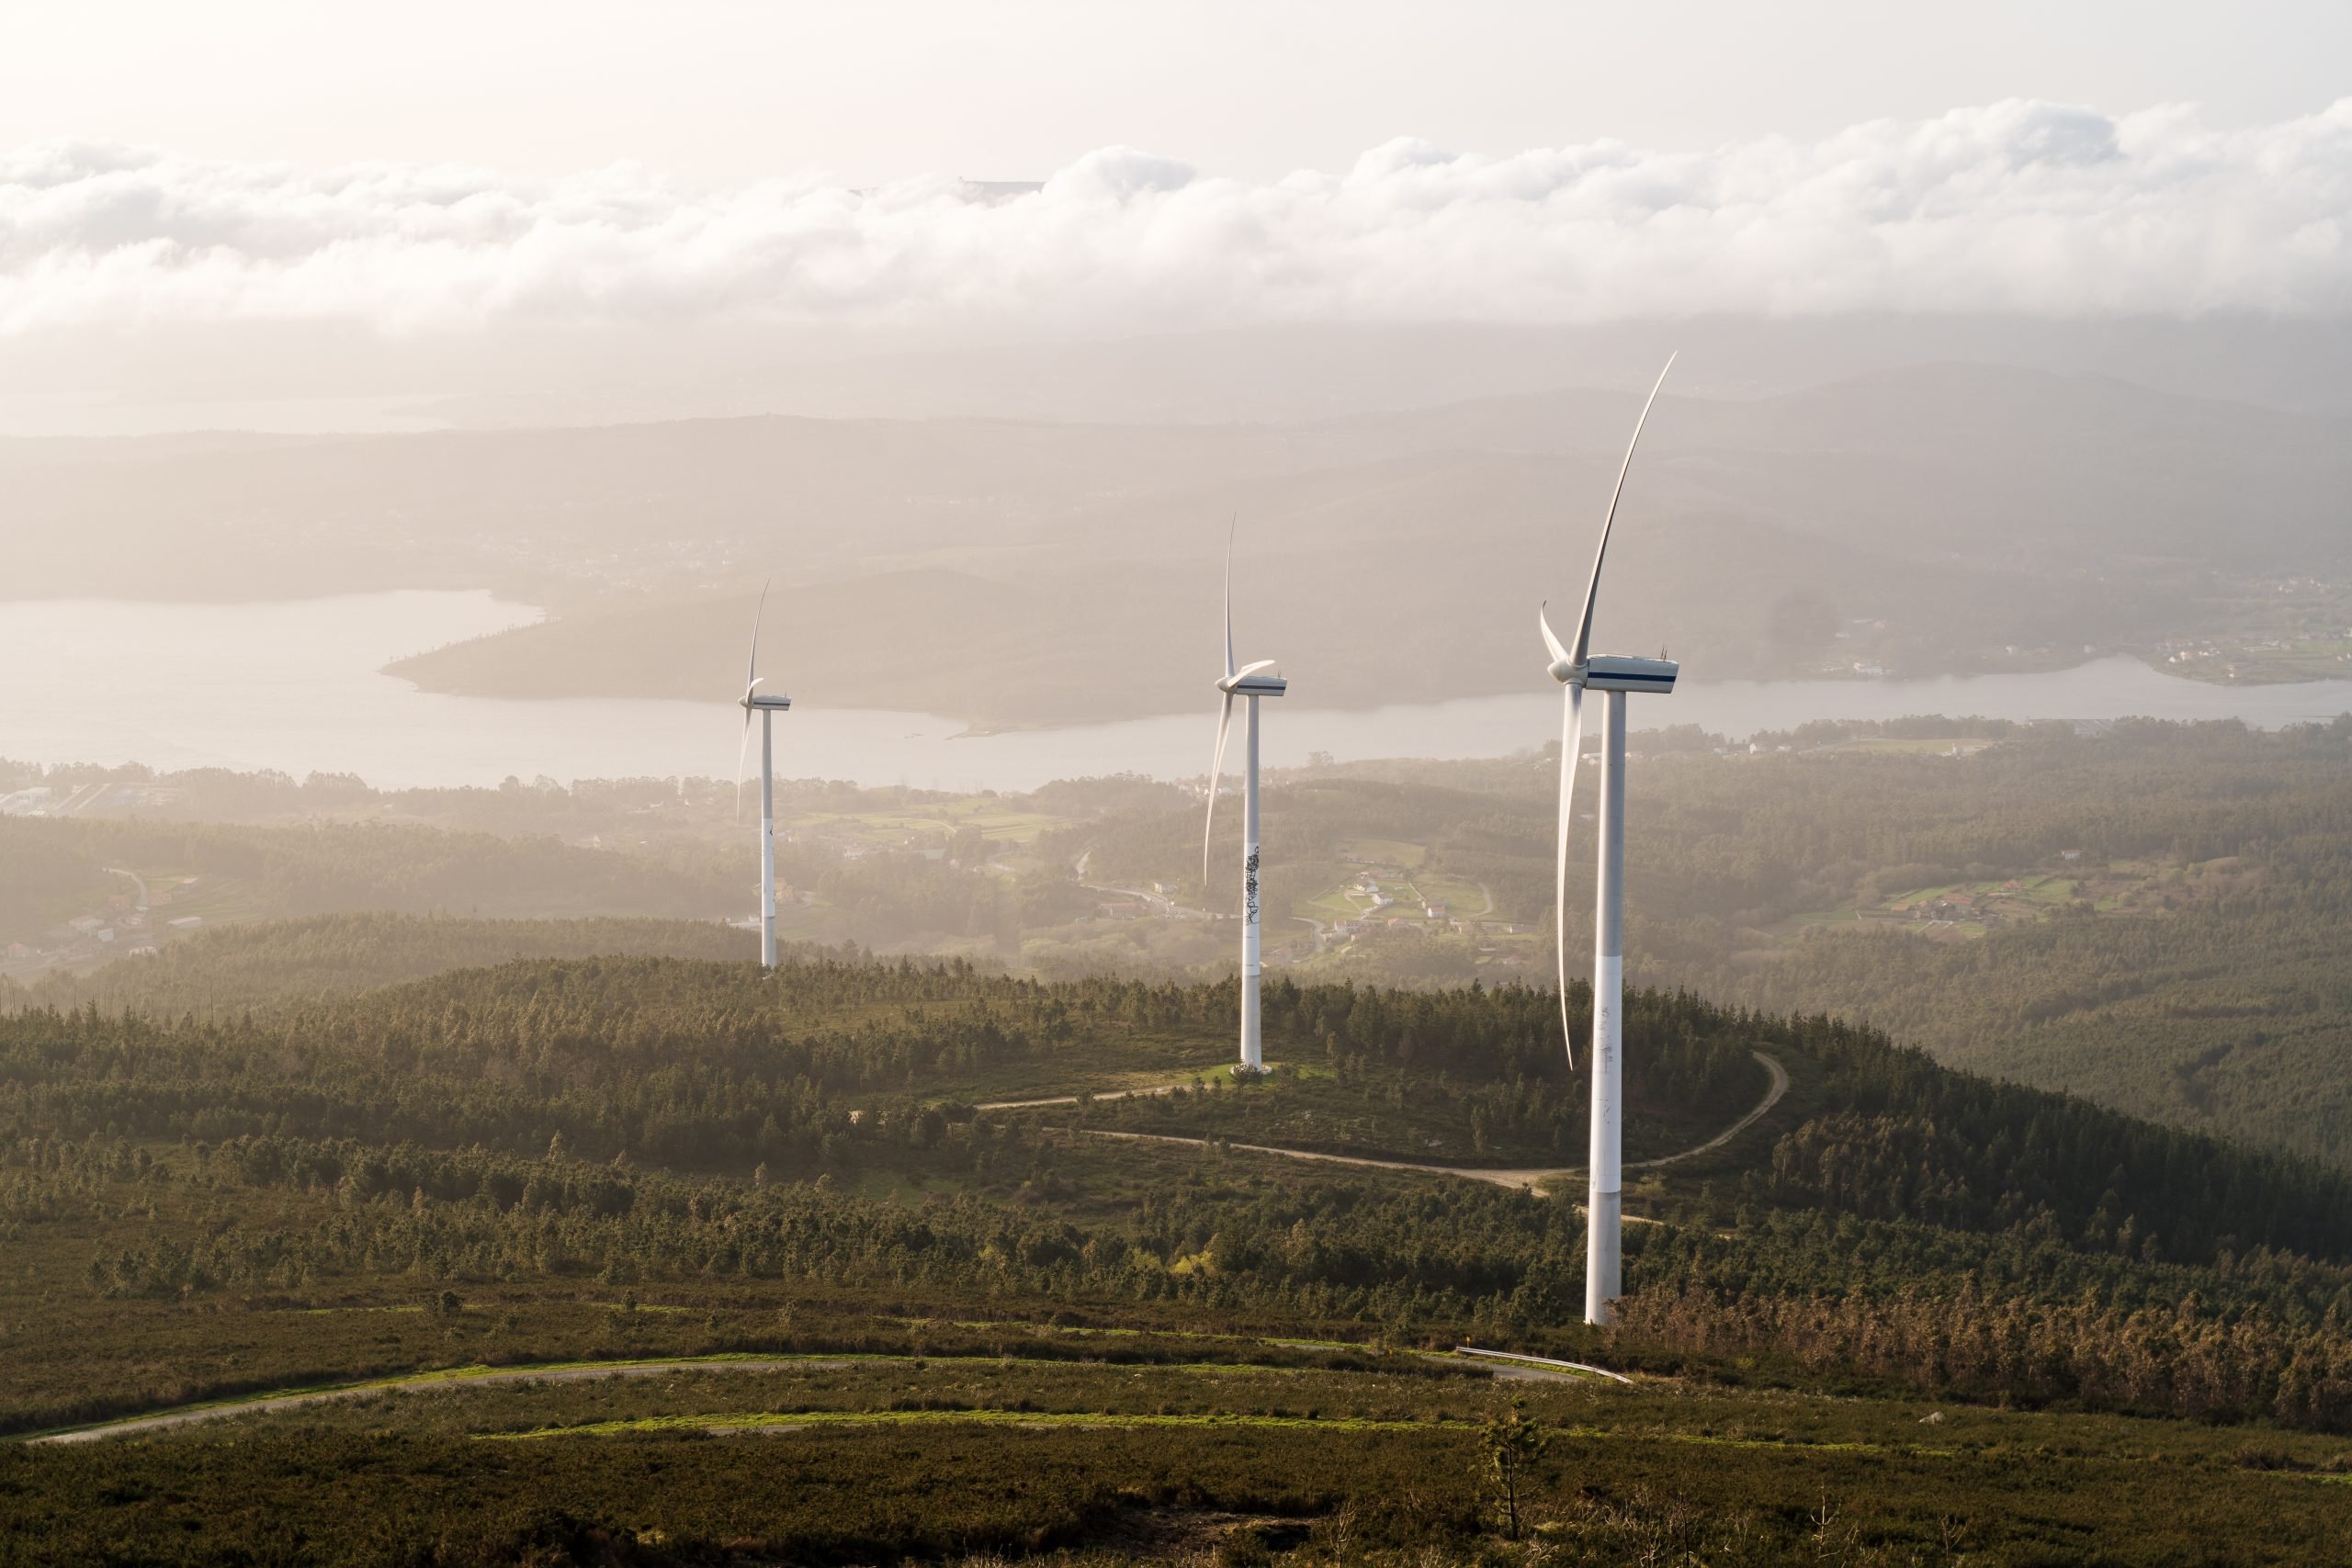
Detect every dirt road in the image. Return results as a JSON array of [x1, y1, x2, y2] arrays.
[[28, 1358, 852, 1446], [1078, 1049, 1788, 1190]]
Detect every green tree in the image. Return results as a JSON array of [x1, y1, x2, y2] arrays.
[[1483, 1394, 1549, 1540]]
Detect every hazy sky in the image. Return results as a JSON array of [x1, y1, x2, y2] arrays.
[[3, 0, 2346, 184], [0, 0, 2346, 433]]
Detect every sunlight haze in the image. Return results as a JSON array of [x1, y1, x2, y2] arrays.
[[5, 0, 2346, 182], [5, 9, 2352, 1562]]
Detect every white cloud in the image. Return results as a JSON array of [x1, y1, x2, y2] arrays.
[[2, 99, 2347, 335]]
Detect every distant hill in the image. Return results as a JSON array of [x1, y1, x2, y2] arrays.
[[9, 362, 2347, 725], [11, 912, 763, 1017], [0, 817, 742, 967], [368, 365, 2348, 727], [1031, 716, 2352, 1168], [19, 720, 2352, 1169], [226, 314, 2352, 426]]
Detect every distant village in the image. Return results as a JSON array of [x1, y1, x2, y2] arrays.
[[1807, 576, 2352, 684], [1, 781, 209, 977], [1, 780, 182, 820], [1849, 852, 2096, 943], [1, 872, 207, 977]]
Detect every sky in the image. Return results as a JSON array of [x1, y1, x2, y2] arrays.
[[0, 0, 2345, 424], [3, 0, 2346, 185]]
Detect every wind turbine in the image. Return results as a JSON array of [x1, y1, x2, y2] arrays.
[[735, 580, 792, 971], [1203, 524, 1286, 1076], [1540, 354, 1679, 1327]]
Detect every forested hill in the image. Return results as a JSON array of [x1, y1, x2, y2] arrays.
[[10, 912, 763, 1017], [8, 950, 2352, 1444], [9, 953, 2352, 1290]]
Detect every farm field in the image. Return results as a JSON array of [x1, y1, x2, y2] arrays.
[[782, 796, 1069, 852]]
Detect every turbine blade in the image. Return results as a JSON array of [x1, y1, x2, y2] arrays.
[[1555, 684, 1585, 1070], [1571, 353, 1677, 667], [746, 576, 771, 688], [1204, 692, 1234, 886], [1539, 602, 1569, 667], [735, 709, 754, 821], [1222, 518, 1238, 680], [1232, 659, 1277, 680]]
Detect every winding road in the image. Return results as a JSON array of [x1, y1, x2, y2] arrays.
[[1073, 1050, 1789, 1191], [28, 1357, 858, 1447], [25, 1342, 1623, 1447], [973, 1081, 1191, 1112]]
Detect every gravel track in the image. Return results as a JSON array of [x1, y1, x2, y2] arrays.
[[1078, 1050, 1788, 1190]]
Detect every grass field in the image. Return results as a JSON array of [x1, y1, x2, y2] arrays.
[[13, 1350, 2351, 1565], [1346, 840, 1429, 871], [786, 800, 1070, 849], [1771, 861, 2224, 948]]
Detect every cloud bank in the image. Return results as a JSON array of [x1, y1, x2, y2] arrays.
[[2, 100, 2347, 334]]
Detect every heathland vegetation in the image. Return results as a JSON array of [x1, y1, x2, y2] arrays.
[[5, 939, 2352, 1561]]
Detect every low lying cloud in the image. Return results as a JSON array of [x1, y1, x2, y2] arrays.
[[3, 100, 2347, 334]]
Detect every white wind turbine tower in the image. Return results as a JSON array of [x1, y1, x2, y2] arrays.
[[734, 581, 792, 971], [1203, 525, 1286, 1076], [1540, 355, 1680, 1327]]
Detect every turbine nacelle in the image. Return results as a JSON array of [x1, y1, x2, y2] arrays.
[[1546, 657, 1678, 692], [1580, 655, 1678, 695], [1216, 664, 1287, 698], [742, 693, 794, 711]]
